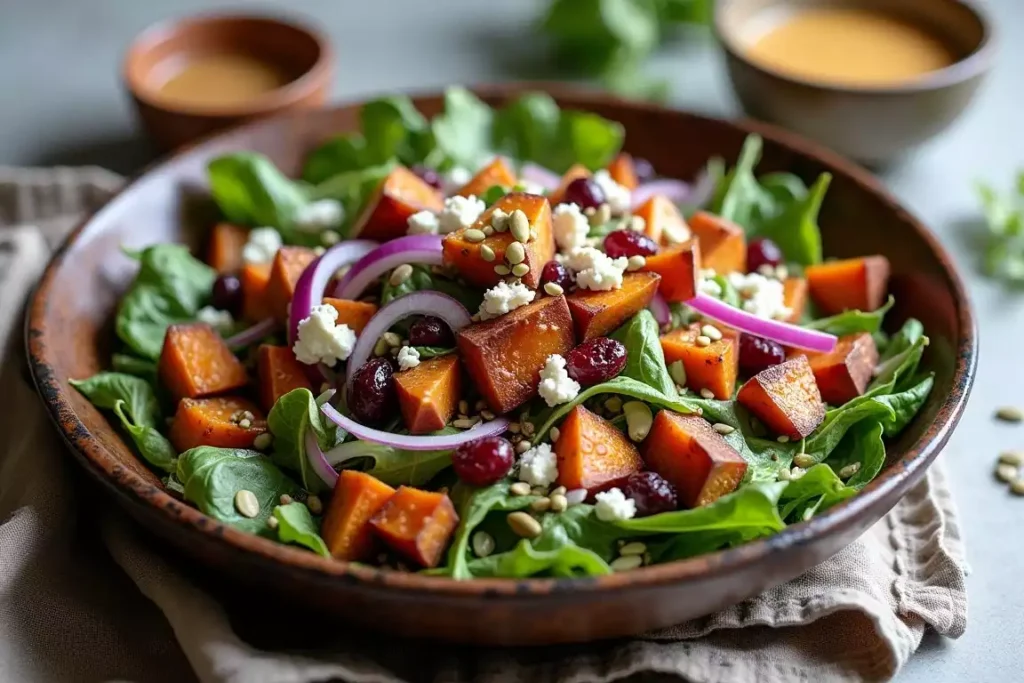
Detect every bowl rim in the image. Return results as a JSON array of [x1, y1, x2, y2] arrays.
[[713, 0, 997, 95], [122, 11, 334, 118], [26, 83, 977, 599]]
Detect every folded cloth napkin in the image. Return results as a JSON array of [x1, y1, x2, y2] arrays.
[[0, 167, 968, 683]]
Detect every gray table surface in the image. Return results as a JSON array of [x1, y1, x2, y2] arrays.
[[2, 0, 1022, 679]]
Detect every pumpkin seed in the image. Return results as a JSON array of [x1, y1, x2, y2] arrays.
[[619, 542, 647, 556], [623, 401, 653, 442], [629, 216, 646, 232], [509, 482, 532, 496], [1011, 479, 1024, 496], [700, 324, 723, 341], [306, 495, 323, 515], [494, 264, 511, 276], [464, 228, 486, 243], [506, 241, 526, 265], [515, 440, 531, 454], [530, 497, 552, 512], [610, 555, 643, 572], [482, 225, 494, 236], [604, 396, 623, 413], [234, 490, 260, 519], [995, 406, 1024, 423], [544, 282, 564, 296], [238, 418, 252, 429], [321, 230, 340, 246], [999, 451, 1024, 466], [373, 337, 390, 357], [511, 263, 530, 278], [777, 435, 791, 443], [253, 433, 273, 451], [491, 210, 509, 232], [510, 210, 531, 242], [267, 516, 279, 530], [383, 332, 402, 348], [480, 245, 496, 262], [565, 489, 588, 506], [793, 454, 816, 469], [695, 335, 712, 347], [712, 423, 735, 435], [626, 255, 646, 271], [472, 531, 496, 557], [389, 264, 414, 286], [838, 462, 861, 479], [700, 388, 715, 400], [550, 426, 561, 442], [996, 463, 1019, 483], [669, 360, 687, 386], [549, 493, 568, 512], [507, 511, 542, 538]]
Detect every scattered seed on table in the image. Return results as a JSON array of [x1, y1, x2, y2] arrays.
[[619, 542, 647, 556], [713, 423, 735, 435], [793, 454, 816, 469], [480, 245, 496, 262], [510, 482, 532, 496], [996, 463, 1019, 483], [1012, 479, 1024, 496], [610, 555, 643, 572], [389, 264, 414, 286], [508, 511, 542, 538], [1000, 451, 1024, 466], [472, 531, 495, 558], [995, 406, 1024, 423], [234, 490, 260, 518], [838, 462, 861, 479], [544, 282, 564, 296]]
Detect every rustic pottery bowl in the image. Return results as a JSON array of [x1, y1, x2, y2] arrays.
[[26, 85, 975, 646]]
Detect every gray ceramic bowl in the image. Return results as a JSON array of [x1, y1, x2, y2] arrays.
[[715, 0, 995, 164]]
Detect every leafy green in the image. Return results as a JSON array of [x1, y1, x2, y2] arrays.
[[111, 353, 158, 385], [380, 264, 483, 312], [329, 431, 457, 487], [803, 297, 894, 336], [442, 480, 536, 579], [821, 422, 886, 490], [777, 464, 857, 522], [309, 161, 397, 237], [431, 87, 495, 171], [273, 502, 330, 557], [757, 172, 829, 266], [977, 172, 1024, 283], [493, 93, 561, 165], [480, 185, 509, 205], [412, 346, 456, 359], [467, 539, 611, 578], [266, 388, 339, 494], [610, 310, 677, 398], [874, 374, 935, 437]]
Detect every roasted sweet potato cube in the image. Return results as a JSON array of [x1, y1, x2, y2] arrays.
[[566, 272, 661, 340], [688, 211, 746, 274], [169, 396, 267, 452], [633, 195, 689, 245], [442, 192, 554, 289], [805, 256, 891, 315], [606, 153, 639, 190], [369, 486, 459, 568], [257, 345, 313, 411], [456, 157, 517, 197], [660, 323, 739, 399], [783, 277, 808, 323], [322, 471, 396, 561], [206, 223, 248, 273], [737, 356, 825, 439], [350, 165, 444, 242], [322, 297, 378, 334], [547, 164, 590, 206], [642, 411, 747, 508], [395, 355, 462, 434], [266, 246, 316, 323], [555, 405, 643, 493], [641, 241, 699, 302], [240, 262, 272, 322], [456, 295, 575, 414], [160, 323, 248, 401], [797, 332, 879, 405]]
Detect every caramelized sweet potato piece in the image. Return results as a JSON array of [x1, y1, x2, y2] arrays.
[[240, 262, 272, 322], [660, 323, 739, 400], [641, 241, 700, 302], [456, 295, 575, 414], [783, 277, 808, 323], [555, 405, 643, 493], [169, 396, 267, 452], [547, 164, 590, 206], [369, 486, 459, 568], [395, 355, 462, 434], [566, 272, 661, 340], [322, 297, 378, 334], [633, 195, 688, 245], [737, 356, 825, 439], [266, 246, 316, 322], [606, 153, 639, 190], [688, 211, 746, 274], [322, 471, 396, 561], [257, 345, 313, 411], [456, 157, 517, 197], [642, 411, 747, 508], [350, 165, 444, 242], [797, 332, 879, 405], [206, 223, 248, 273], [442, 192, 554, 289], [805, 256, 891, 315], [159, 323, 248, 401]]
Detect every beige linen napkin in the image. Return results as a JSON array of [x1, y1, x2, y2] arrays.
[[0, 167, 968, 683]]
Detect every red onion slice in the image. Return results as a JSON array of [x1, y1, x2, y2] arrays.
[[321, 402, 511, 451], [648, 293, 671, 328], [332, 235, 444, 301], [687, 293, 837, 352], [631, 179, 691, 209], [224, 317, 277, 350], [688, 168, 715, 208], [304, 430, 339, 489], [288, 239, 379, 345], [519, 163, 561, 192]]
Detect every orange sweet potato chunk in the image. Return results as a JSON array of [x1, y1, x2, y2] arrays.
[[322, 297, 378, 334], [169, 396, 267, 452], [641, 241, 700, 302], [206, 223, 248, 273], [350, 165, 444, 242], [566, 272, 661, 340], [688, 211, 746, 274], [322, 470, 396, 561], [456, 295, 575, 414], [606, 153, 639, 190], [805, 256, 891, 316], [257, 345, 313, 411], [783, 277, 808, 323], [642, 411, 747, 508], [660, 323, 739, 400], [547, 164, 590, 206], [159, 323, 248, 401], [633, 195, 688, 245], [241, 262, 272, 322], [456, 157, 517, 197], [395, 355, 462, 434], [266, 246, 316, 323], [737, 356, 825, 439], [797, 332, 879, 405], [442, 192, 554, 289], [369, 486, 459, 568], [555, 405, 643, 494]]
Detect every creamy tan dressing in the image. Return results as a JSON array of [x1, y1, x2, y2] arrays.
[[154, 53, 292, 107]]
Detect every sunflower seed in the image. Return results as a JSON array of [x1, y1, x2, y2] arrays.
[[712, 423, 735, 435], [610, 555, 643, 572], [999, 451, 1024, 466], [549, 494, 568, 512], [389, 264, 414, 286], [507, 511, 542, 538], [530, 497, 552, 512], [510, 482, 532, 496], [472, 531, 495, 557], [995, 406, 1024, 423], [793, 454, 816, 469], [838, 462, 861, 479], [544, 282, 564, 296], [234, 490, 260, 518]]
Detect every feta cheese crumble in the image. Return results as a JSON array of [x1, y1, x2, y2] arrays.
[[698, 268, 723, 298], [593, 169, 632, 215], [294, 199, 345, 233], [242, 227, 282, 265], [442, 166, 473, 194], [406, 210, 440, 235], [292, 304, 357, 366], [478, 280, 536, 321], [396, 346, 421, 371], [552, 203, 590, 252], [518, 443, 559, 487], [726, 271, 792, 320], [196, 306, 234, 333], [566, 246, 628, 291], [537, 354, 581, 407], [438, 195, 486, 234], [594, 488, 637, 522]]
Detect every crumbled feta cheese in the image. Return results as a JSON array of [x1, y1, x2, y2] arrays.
[[292, 304, 357, 366], [699, 269, 723, 298], [594, 488, 637, 522], [478, 280, 536, 321], [438, 195, 486, 234], [552, 203, 590, 252], [294, 199, 345, 233], [566, 246, 628, 292], [537, 354, 580, 407], [593, 169, 632, 215], [406, 210, 440, 235], [442, 166, 473, 194], [196, 305, 234, 333], [518, 442, 559, 487], [242, 227, 282, 265], [396, 346, 421, 371], [726, 272, 792, 320]]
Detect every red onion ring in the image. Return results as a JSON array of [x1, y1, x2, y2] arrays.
[[321, 402, 511, 451], [631, 179, 691, 209], [224, 317, 277, 350], [687, 293, 837, 352], [332, 235, 444, 300], [304, 430, 339, 489], [648, 293, 671, 328], [288, 239, 379, 345]]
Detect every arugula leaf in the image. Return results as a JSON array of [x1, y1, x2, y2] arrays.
[[111, 353, 158, 385], [610, 310, 677, 398], [758, 172, 829, 266], [273, 502, 330, 557], [803, 296, 894, 336], [977, 172, 1024, 283], [267, 388, 338, 494], [431, 87, 494, 171]]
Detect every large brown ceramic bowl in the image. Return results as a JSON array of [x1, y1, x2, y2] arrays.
[[26, 85, 975, 646]]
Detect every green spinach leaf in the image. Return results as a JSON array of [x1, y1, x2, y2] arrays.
[[267, 388, 338, 494], [777, 463, 857, 521], [466, 539, 611, 578], [803, 297, 894, 335], [442, 480, 536, 579], [976, 172, 1024, 284], [273, 502, 330, 557], [329, 431, 457, 487], [757, 172, 829, 266], [412, 346, 456, 359], [610, 310, 677, 398], [431, 87, 494, 171], [820, 421, 886, 490], [111, 353, 159, 385]]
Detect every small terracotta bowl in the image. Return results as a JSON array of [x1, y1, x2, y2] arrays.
[[715, 0, 995, 164], [123, 13, 332, 152]]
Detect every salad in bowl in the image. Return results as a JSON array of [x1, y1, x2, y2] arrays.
[[71, 88, 932, 579]]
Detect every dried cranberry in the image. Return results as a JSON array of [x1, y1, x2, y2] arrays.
[[738, 334, 786, 376], [562, 177, 606, 210], [348, 358, 396, 425], [411, 165, 443, 190], [603, 230, 659, 259], [408, 316, 454, 347], [540, 261, 574, 292], [622, 471, 678, 517], [566, 337, 627, 386], [451, 436, 515, 486], [746, 237, 784, 273], [210, 274, 242, 316], [632, 157, 655, 183]]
